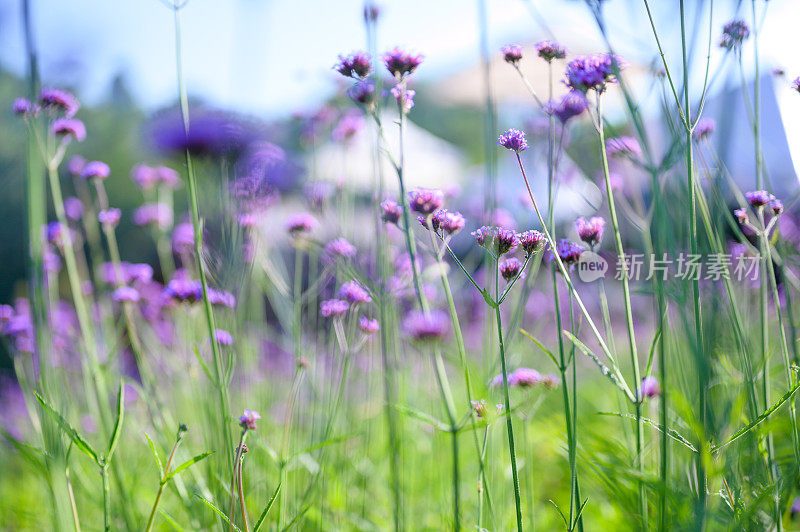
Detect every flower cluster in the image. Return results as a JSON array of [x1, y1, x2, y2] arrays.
[[472, 226, 518, 256], [535, 40, 567, 62], [518, 230, 546, 257], [408, 188, 445, 215], [380, 199, 403, 224], [334, 51, 372, 79], [693, 118, 716, 140], [544, 91, 587, 124], [606, 137, 642, 160], [553, 239, 584, 268], [575, 216, 605, 247], [383, 47, 424, 78], [719, 19, 750, 50], [497, 128, 528, 152], [403, 310, 449, 342], [501, 44, 523, 65], [564, 54, 622, 93]]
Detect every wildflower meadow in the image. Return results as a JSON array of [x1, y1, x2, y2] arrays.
[[5, 0, 800, 530]]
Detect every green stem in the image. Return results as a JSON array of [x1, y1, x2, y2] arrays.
[[101, 466, 110, 532]]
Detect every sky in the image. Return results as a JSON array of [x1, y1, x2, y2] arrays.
[[0, 0, 798, 118]]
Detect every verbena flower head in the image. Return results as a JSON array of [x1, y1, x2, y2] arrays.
[[325, 238, 357, 260], [720, 19, 750, 50], [131, 164, 158, 190], [321, 299, 349, 317], [494, 228, 518, 255], [155, 166, 181, 189], [51, 118, 86, 142], [380, 199, 403, 224], [214, 329, 234, 346], [164, 275, 203, 302], [390, 85, 415, 114], [112, 286, 140, 303], [363, 2, 380, 22], [554, 239, 584, 267], [239, 409, 261, 430], [408, 188, 444, 215], [575, 216, 605, 247], [403, 310, 449, 342], [39, 88, 79, 117], [46, 221, 66, 245], [640, 376, 662, 398], [81, 161, 110, 180], [606, 136, 642, 160], [693, 118, 716, 140], [501, 44, 523, 65], [564, 54, 622, 93], [331, 111, 364, 142], [383, 47, 424, 78], [745, 190, 775, 208], [359, 316, 380, 334], [471, 399, 488, 418], [172, 222, 195, 254], [68, 156, 87, 176], [535, 40, 567, 62], [338, 281, 372, 304], [471, 225, 492, 246], [497, 128, 528, 152], [500, 258, 523, 282], [334, 51, 372, 79], [133, 203, 173, 229], [544, 91, 588, 124], [793, 77, 800, 93], [770, 199, 784, 216], [64, 197, 84, 221], [509, 367, 542, 387], [518, 230, 546, 256], [98, 208, 121, 227], [11, 98, 36, 116], [347, 79, 377, 106], [432, 209, 465, 235], [285, 212, 319, 234], [733, 208, 749, 225]]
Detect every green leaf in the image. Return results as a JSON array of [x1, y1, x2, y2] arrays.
[[547, 499, 570, 529], [598, 411, 698, 453], [392, 404, 450, 432], [144, 433, 164, 478], [34, 391, 99, 465], [562, 331, 634, 402], [252, 482, 281, 532], [194, 494, 241, 532], [712, 380, 800, 453], [519, 328, 561, 370], [163, 451, 214, 484], [158, 508, 187, 531], [106, 380, 125, 463], [643, 322, 663, 378], [192, 344, 215, 385], [281, 503, 311, 532], [295, 433, 356, 457]]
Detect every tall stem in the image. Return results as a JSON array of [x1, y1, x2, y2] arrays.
[[101, 466, 110, 532]]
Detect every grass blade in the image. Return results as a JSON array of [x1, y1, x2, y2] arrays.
[[163, 451, 214, 484], [252, 482, 281, 532], [106, 379, 125, 463], [195, 494, 241, 532], [34, 391, 99, 465]]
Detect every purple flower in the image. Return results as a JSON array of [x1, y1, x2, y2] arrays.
[[133, 203, 173, 229], [98, 208, 121, 227], [359, 316, 380, 334], [112, 286, 141, 303], [100, 262, 154, 285], [348, 79, 377, 106], [792, 497, 800, 519], [430, 209, 465, 235], [64, 197, 84, 221], [720, 20, 750, 50], [535, 40, 567, 62], [321, 299, 350, 317], [390, 85, 415, 113], [383, 47, 424, 78], [509, 368, 541, 387], [501, 44, 523, 65], [554, 239, 584, 267], [500, 258, 523, 282], [331, 111, 364, 142], [39, 88, 79, 117], [575, 216, 605, 247], [324, 238, 357, 260], [51, 118, 86, 142], [793, 77, 800, 93], [471, 399, 488, 418], [334, 51, 372, 79], [338, 281, 372, 304], [81, 161, 110, 180], [497, 128, 528, 152], [46, 221, 66, 245], [471, 225, 493, 247], [380, 199, 403, 224], [733, 208, 749, 225], [285, 212, 319, 234], [156, 166, 181, 189], [131, 164, 158, 190], [164, 275, 203, 302], [214, 329, 234, 346], [606, 137, 641, 159], [363, 2, 380, 22], [408, 188, 444, 215], [150, 109, 250, 157], [11, 98, 36, 116], [640, 376, 662, 398], [172, 222, 195, 254], [745, 190, 775, 208], [564, 54, 622, 93], [544, 91, 588, 124], [770, 199, 784, 216], [693, 118, 716, 140], [403, 310, 449, 341], [208, 288, 236, 308], [239, 409, 261, 430], [518, 230, 546, 256], [494, 228, 518, 255], [68, 156, 87, 176]]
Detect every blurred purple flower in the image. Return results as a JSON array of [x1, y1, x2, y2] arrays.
[[64, 197, 84, 221], [133, 203, 173, 229], [501, 44, 523, 65], [564, 54, 622, 93], [408, 188, 444, 215], [606, 137, 641, 159], [68, 155, 87, 176], [338, 281, 372, 304], [720, 20, 750, 50], [285, 212, 319, 234], [348, 79, 377, 106], [172, 222, 195, 254], [359, 316, 380, 334], [214, 329, 234, 346], [39, 88, 79, 117], [745, 190, 775, 208], [81, 161, 110, 180], [239, 409, 261, 430], [500, 258, 523, 282], [509, 368, 541, 387], [380, 199, 403, 224], [321, 299, 350, 317], [325, 238, 357, 260], [390, 85, 415, 114], [640, 376, 662, 398], [331, 111, 364, 142], [334, 51, 372, 79], [535, 40, 567, 62], [113, 286, 141, 303], [693, 118, 716, 140], [98, 208, 121, 227], [554, 239, 584, 267], [11, 98, 36, 116], [575, 216, 605, 247], [544, 91, 588, 124], [383, 47, 424, 78], [403, 310, 449, 341], [518, 230, 546, 256], [51, 118, 86, 142]]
